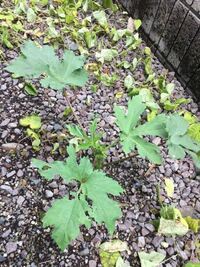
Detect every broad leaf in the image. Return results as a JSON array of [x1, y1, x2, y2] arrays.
[[6, 41, 88, 90], [166, 114, 188, 136], [135, 114, 167, 137], [188, 123, 200, 141], [32, 145, 123, 250], [138, 251, 165, 267], [185, 262, 200, 267], [114, 96, 146, 135], [81, 170, 123, 234], [114, 96, 164, 164], [32, 159, 69, 181], [166, 115, 200, 166], [43, 197, 91, 251]]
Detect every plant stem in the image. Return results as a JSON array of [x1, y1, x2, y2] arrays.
[[156, 183, 163, 207], [103, 152, 137, 167], [63, 90, 85, 133], [160, 254, 177, 265]]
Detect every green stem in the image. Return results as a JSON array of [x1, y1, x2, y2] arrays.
[[63, 90, 86, 133], [103, 151, 137, 168]]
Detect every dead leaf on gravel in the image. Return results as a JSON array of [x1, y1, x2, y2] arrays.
[[127, 17, 134, 33], [100, 240, 130, 253]]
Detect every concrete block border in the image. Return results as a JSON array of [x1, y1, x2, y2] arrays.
[[118, 0, 200, 100]]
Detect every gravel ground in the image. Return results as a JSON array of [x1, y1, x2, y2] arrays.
[[0, 3, 200, 267]]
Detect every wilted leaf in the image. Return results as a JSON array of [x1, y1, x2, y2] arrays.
[[139, 88, 160, 110], [95, 49, 118, 64], [100, 240, 130, 253], [188, 123, 200, 141], [164, 178, 174, 198], [27, 8, 36, 23], [184, 216, 199, 233], [116, 256, 130, 267], [138, 251, 165, 267], [132, 58, 138, 70], [144, 47, 151, 56], [100, 251, 120, 267], [93, 10, 108, 28], [20, 114, 41, 129], [158, 217, 188, 236], [124, 75, 134, 90]]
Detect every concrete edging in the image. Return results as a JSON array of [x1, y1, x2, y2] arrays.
[[119, 0, 200, 100]]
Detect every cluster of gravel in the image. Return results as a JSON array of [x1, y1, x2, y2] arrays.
[[1, 5, 200, 267]]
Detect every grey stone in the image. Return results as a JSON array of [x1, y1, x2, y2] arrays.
[[6, 171, 16, 178], [17, 169, 24, 177], [1, 84, 7, 90], [45, 190, 53, 198], [2, 229, 11, 238], [68, 41, 78, 51], [1, 143, 23, 150], [6, 242, 18, 254], [138, 236, 145, 247], [0, 255, 6, 263], [152, 236, 163, 247], [1, 167, 7, 176], [79, 247, 89, 256], [145, 223, 155, 232], [1, 130, 9, 138], [195, 201, 200, 212], [0, 118, 10, 126], [89, 260, 97, 267], [141, 228, 149, 236], [49, 181, 58, 189], [17, 196, 25, 206], [8, 122, 18, 128], [1, 185, 13, 194], [53, 124, 62, 130]]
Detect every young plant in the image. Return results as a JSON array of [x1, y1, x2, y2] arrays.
[[114, 95, 167, 164], [165, 114, 200, 168], [114, 95, 200, 167], [32, 145, 123, 251], [19, 114, 42, 150], [6, 40, 88, 90], [67, 119, 108, 168]]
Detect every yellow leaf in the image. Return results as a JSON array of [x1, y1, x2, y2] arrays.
[[185, 216, 199, 233], [164, 178, 174, 198], [115, 91, 123, 99]]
